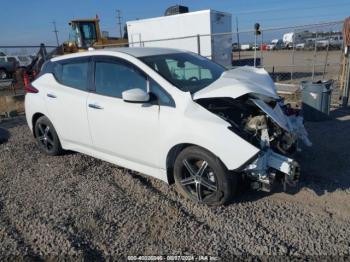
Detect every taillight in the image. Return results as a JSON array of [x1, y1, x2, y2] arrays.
[[25, 83, 39, 93], [23, 72, 39, 93]]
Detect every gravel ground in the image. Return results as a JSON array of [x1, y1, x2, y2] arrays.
[[1, 109, 350, 260]]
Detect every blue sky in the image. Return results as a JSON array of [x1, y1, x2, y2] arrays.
[[0, 0, 349, 46]]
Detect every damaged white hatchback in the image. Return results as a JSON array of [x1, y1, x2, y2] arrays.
[[25, 47, 311, 206]]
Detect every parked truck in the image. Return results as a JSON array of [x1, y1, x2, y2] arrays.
[[0, 58, 16, 79], [126, 9, 232, 67]]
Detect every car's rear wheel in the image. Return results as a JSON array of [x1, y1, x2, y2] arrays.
[[174, 146, 237, 206], [34, 116, 63, 156]]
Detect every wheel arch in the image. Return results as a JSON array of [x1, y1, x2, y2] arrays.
[[31, 112, 45, 137], [165, 143, 226, 185]]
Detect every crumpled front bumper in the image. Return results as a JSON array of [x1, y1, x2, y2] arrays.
[[244, 149, 300, 191]]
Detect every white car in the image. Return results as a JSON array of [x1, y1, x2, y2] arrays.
[[295, 43, 305, 50], [267, 39, 284, 50], [25, 48, 311, 205]]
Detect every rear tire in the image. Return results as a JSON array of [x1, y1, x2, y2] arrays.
[[34, 116, 63, 156], [174, 146, 237, 206]]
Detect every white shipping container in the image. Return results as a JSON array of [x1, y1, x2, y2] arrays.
[[126, 10, 232, 67]]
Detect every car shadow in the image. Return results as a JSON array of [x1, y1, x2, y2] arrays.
[[0, 116, 27, 129], [234, 106, 350, 203], [0, 116, 27, 144]]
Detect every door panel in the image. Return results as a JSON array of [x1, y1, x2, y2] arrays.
[[43, 57, 92, 148], [87, 57, 160, 168], [87, 93, 160, 167], [44, 74, 92, 147]]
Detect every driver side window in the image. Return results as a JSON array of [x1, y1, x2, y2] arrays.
[[95, 60, 147, 98], [165, 59, 212, 81]]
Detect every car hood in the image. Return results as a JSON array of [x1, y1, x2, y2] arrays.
[[193, 66, 278, 100]]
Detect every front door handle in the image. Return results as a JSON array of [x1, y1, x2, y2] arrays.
[[88, 103, 104, 110], [47, 93, 57, 98]]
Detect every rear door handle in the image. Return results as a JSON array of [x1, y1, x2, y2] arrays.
[[88, 103, 104, 110], [47, 93, 57, 98]]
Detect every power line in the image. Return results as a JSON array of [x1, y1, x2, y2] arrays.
[[52, 21, 59, 46], [116, 10, 123, 38], [235, 1, 350, 16]]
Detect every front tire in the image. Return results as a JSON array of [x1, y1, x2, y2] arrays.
[[174, 146, 237, 206], [34, 116, 63, 156]]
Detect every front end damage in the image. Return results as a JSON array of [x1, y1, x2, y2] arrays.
[[196, 95, 311, 192]]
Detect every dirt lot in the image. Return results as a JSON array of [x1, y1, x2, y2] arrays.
[[1, 110, 350, 259], [233, 50, 342, 85]]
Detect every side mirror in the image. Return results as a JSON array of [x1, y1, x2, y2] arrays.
[[122, 88, 150, 103]]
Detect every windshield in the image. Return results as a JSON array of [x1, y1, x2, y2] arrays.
[[140, 52, 226, 93], [69, 22, 97, 48], [78, 22, 97, 47]]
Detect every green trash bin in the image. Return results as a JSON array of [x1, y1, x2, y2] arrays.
[[301, 80, 332, 121]]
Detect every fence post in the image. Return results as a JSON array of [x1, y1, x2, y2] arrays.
[[322, 35, 330, 80], [312, 32, 318, 80], [260, 30, 264, 67], [236, 17, 241, 61], [291, 30, 296, 81], [254, 33, 257, 67], [197, 34, 201, 55]]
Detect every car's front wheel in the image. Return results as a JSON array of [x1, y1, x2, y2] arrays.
[[34, 116, 63, 156], [174, 146, 237, 206]]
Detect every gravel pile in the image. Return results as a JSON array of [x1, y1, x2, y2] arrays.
[[0, 112, 350, 259]]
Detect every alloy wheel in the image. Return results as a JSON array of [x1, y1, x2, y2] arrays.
[[37, 123, 55, 151], [180, 158, 218, 202]]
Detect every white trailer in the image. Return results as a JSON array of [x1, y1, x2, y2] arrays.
[[283, 32, 294, 48], [126, 10, 232, 67]]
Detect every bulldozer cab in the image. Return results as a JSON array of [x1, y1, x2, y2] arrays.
[[69, 18, 101, 49]]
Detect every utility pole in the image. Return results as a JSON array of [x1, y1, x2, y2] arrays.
[[116, 10, 123, 38], [52, 21, 60, 46]]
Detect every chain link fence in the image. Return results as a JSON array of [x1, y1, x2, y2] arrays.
[[126, 20, 344, 103], [0, 20, 345, 102], [229, 21, 344, 103]]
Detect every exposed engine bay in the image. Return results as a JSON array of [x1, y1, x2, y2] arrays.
[[196, 95, 312, 192]]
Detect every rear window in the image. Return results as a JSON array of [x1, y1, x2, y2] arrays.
[[50, 58, 90, 91], [61, 62, 88, 90]]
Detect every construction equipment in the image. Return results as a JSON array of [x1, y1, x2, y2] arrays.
[[65, 16, 128, 52], [28, 16, 128, 75]]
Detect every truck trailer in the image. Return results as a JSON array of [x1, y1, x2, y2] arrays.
[[126, 10, 232, 67]]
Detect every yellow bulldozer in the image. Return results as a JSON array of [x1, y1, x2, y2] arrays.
[[17, 15, 129, 91], [62, 15, 128, 53], [28, 16, 128, 75]]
